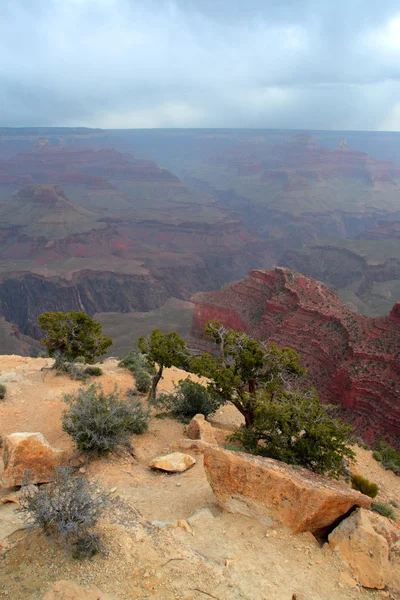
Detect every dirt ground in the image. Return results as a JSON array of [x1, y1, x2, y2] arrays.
[[0, 357, 399, 600]]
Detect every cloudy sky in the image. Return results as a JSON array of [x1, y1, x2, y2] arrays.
[[2, 0, 400, 130]]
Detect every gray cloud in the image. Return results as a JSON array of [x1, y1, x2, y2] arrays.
[[1, 0, 400, 129]]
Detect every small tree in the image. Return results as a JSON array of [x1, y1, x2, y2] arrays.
[[62, 384, 149, 456], [138, 329, 189, 401], [190, 321, 304, 427], [38, 311, 112, 366], [230, 389, 355, 478]]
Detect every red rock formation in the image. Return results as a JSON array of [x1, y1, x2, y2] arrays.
[[191, 267, 400, 443]]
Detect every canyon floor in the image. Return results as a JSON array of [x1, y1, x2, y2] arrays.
[[0, 357, 399, 600]]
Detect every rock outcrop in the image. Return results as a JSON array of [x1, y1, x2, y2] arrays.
[[149, 452, 196, 473], [186, 414, 217, 445], [1, 432, 65, 488], [203, 446, 371, 535], [328, 508, 400, 589], [191, 267, 400, 443]]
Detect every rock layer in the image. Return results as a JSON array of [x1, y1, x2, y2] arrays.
[[203, 446, 371, 535], [191, 267, 400, 443], [1, 432, 65, 488]]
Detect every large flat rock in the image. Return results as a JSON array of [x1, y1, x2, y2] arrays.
[[204, 446, 371, 535]]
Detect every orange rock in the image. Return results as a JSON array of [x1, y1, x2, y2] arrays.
[[149, 452, 196, 473], [203, 446, 371, 535], [42, 579, 116, 599], [329, 508, 392, 589], [1, 432, 65, 488], [186, 414, 217, 445], [170, 438, 212, 454]]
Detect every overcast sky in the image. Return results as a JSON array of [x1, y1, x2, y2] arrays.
[[2, 0, 400, 130]]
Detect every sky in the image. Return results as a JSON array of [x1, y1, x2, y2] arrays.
[[2, 0, 400, 130]]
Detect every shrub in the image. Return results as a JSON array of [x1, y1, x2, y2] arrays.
[[154, 378, 223, 421], [351, 474, 379, 498], [230, 389, 355, 479], [118, 350, 155, 376], [135, 370, 151, 394], [0, 384, 6, 400], [38, 311, 112, 364], [18, 467, 106, 558], [373, 441, 400, 475], [389, 499, 399, 508], [62, 384, 149, 456], [371, 502, 397, 520], [84, 366, 103, 377]]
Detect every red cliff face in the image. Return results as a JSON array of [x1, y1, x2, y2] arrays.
[[191, 267, 400, 444]]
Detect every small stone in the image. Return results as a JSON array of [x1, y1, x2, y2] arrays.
[[149, 452, 196, 473]]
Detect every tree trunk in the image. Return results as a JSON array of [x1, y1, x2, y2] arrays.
[[148, 365, 163, 402]]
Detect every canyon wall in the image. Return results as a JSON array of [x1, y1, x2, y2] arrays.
[[191, 268, 400, 444]]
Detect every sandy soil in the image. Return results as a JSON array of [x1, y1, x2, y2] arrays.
[[0, 357, 399, 599]]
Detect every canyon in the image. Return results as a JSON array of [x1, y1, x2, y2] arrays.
[[190, 267, 400, 444]]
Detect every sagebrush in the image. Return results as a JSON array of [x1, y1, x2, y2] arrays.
[[371, 502, 397, 520], [135, 369, 151, 393], [154, 378, 223, 421], [351, 473, 379, 498], [62, 384, 149, 456], [373, 441, 400, 475], [18, 467, 106, 557]]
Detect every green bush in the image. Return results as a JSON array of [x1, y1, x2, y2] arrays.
[[230, 389, 355, 479], [351, 474, 379, 498], [373, 441, 400, 475], [118, 350, 155, 375], [62, 384, 149, 456], [84, 366, 103, 377], [154, 378, 223, 421], [0, 384, 6, 400], [135, 370, 151, 394], [371, 502, 396, 520], [38, 311, 112, 364], [389, 499, 399, 508], [19, 466, 106, 558]]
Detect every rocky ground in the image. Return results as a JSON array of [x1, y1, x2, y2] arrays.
[[0, 356, 399, 599]]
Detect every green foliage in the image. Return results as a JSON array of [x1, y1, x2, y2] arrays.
[[62, 384, 149, 456], [351, 474, 379, 498], [118, 349, 155, 376], [154, 378, 223, 421], [138, 329, 190, 400], [373, 441, 400, 475], [190, 320, 304, 427], [0, 383, 6, 400], [18, 467, 106, 558], [389, 499, 399, 508], [135, 370, 151, 394], [84, 366, 103, 377], [371, 502, 397, 520], [38, 311, 112, 365], [230, 389, 355, 479]]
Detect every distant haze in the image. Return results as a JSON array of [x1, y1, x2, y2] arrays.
[[2, 0, 400, 130]]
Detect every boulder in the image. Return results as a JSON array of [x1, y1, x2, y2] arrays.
[[186, 414, 217, 445], [329, 508, 393, 589], [1, 433, 65, 488], [149, 452, 196, 473], [203, 446, 371, 535], [169, 438, 212, 455], [42, 579, 116, 599]]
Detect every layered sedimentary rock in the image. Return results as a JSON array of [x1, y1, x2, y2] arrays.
[[191, 267, 400, 442], [0, 142, 271, 344]]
